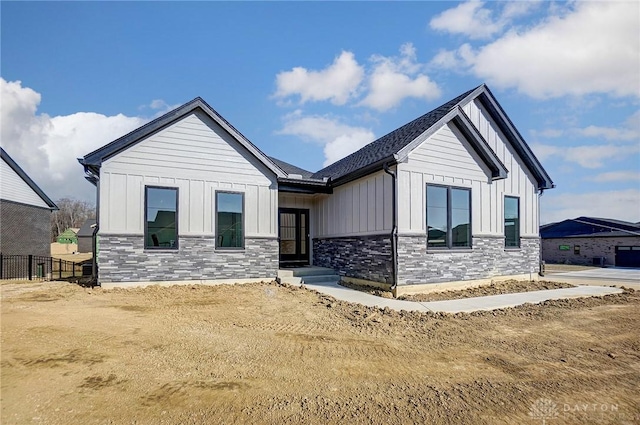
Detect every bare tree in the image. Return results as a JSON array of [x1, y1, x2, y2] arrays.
[[51, 198, 96, 241]]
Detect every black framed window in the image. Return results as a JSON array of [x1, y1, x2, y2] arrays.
[[145, 186, 178, 250], [216, 191, 244, 249], [427, 185, 471, 249], [504, 196, 520, 248]]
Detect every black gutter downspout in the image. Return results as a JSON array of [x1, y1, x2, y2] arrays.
[[81, 163, 100, 287], [91, 175, 100, 287], [91, 221, 99, 286], [538, 188, 545, 277], [383, 162, 398, 296]]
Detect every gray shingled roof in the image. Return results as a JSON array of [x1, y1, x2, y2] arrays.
[[79, 84, 553, 192], [541, 216, 640, 238], [311, 87, 478, 181], [268, 156, 314, 179]]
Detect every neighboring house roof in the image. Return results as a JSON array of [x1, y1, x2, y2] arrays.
[[77, 218, 97, 237], [0, 147, 58, 210], [540, 217, 640, 238], [268, 156, 314, 179], [311, 84, 553, 190], [78, 97, 286, 179], [57, 228, 79, 242]]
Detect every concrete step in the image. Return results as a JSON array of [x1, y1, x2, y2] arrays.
[[300, 274, 340, 284], [277, 266, 337, 278], [278, 276, 302, 285]]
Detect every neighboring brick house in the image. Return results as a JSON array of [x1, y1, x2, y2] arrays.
[[79, 84, 554, 294], [1, 148, 58, 257], [541, 217, 640, 267]]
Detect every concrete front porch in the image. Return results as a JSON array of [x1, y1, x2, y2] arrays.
[[277, 266, 339, 286]]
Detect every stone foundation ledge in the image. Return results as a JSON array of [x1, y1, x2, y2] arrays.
[[100, 277, 275, 290]]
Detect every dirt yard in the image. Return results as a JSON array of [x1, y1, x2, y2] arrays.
[[341, 279, 576, 302], [2, 281, 639, 424]]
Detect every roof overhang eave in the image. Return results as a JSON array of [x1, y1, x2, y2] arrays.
[[452, 108, 509, 181], [278, 178, 333, 194], [329, 157, 398, 188], [476, 89, 555, 190]]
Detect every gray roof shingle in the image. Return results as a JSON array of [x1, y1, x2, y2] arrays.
[[268, 156, 314, 179]]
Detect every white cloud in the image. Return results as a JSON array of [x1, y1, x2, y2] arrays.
[[433, 2, 640, 99], [531, 142, 639, 168], [541, 189, 640, 224], [274, 44, 441, 111], [530, 143, 560, 162], [278, 112, 375, 167], [274, 51, 364, 105], [533, 110, 640, 142], [429, 49, 463, 70], [577, 125, 639, 142], [500, 1, 541, 20], [429, 0, 542, 40], [429, 0, 503, 40], [0, 78, 147, 202], [587, 171, 640, 184], [359, 43, 441, 112]]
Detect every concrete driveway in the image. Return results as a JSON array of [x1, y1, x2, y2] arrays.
[[544, 267, 640, 289]]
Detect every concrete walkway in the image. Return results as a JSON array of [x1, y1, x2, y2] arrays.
[[302, 281, 623, 313], [543, 268, 640, 290]]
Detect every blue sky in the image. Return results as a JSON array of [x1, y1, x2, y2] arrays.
[[2, 1, 639, 224]]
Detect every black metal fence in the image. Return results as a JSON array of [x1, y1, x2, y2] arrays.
[[0, 254, 83, 281]]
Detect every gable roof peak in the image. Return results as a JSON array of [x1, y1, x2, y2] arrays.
[[311, 86, 480, 183], [79, 96, 286, 179], [0, 147, 58, 210]]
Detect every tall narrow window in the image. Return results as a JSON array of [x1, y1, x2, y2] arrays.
[[216, 192, 244, 249], [426, 186, 447, 248], [427, 185, 471, 249], [145, 186, 178, 249], [504, 196, 520, 248]]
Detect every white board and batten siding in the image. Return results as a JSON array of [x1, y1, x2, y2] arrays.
[[279, 193, 315, 210], [398, 114, 540, 238], [99, 111, 278, 238], [315, 170, 393, 238], [0, 158, 50, 208]]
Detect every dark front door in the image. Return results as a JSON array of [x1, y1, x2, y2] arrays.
[[279, 208, 309, 266]]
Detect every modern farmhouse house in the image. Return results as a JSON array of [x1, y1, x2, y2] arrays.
[[79, 84, 554, 294]]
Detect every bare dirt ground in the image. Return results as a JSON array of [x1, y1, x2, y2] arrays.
[[399, 280, 576, 302], [340, 280, 576, 302], [2, 281, 639, 425]]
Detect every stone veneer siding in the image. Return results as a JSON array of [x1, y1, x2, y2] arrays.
[[0, 199, 52, 257], [313, 235, 393, 284], [397, 235, 540, 285], [542, 236, 640, 267], [98, 235, 278, 284]]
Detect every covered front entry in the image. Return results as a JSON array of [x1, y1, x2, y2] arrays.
[[279, 208, 310, 266]]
